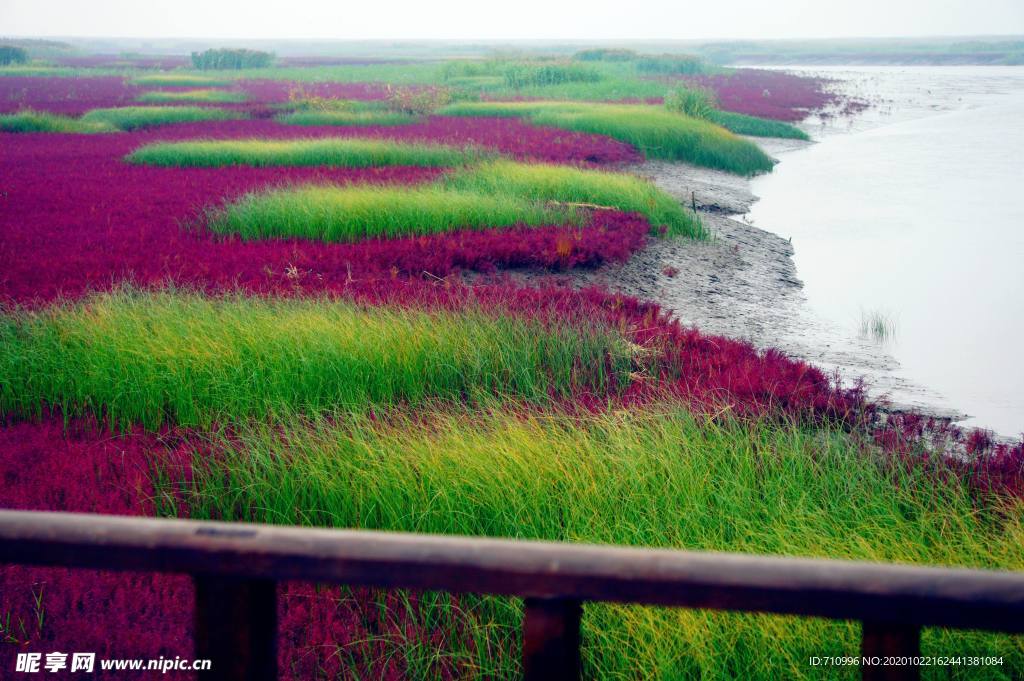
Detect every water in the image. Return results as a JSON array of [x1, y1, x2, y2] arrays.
[[748, 66, 1024, 436]]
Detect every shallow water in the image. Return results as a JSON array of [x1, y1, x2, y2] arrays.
[[748, 66, 1024, 436]]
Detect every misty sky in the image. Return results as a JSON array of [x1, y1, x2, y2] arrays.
[[3, 0, 1023, 40]]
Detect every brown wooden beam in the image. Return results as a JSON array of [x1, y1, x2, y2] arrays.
[[1, 511, 1023, 633], [194, 575, 277, 681], [861, 620, 921, 681], [522, 598, 582, 681]]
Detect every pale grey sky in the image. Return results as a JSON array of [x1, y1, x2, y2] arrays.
[[2, 0, 1023, 40]]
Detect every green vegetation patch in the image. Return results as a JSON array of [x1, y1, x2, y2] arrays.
[[130, 73, 231, 87], [0, 109, 113, 133], [708, 110, 809, 140], [136, 88, 247, 104], [447, 160, 705, 238], [2, 106, 250, 133], [80, 106, 245, 131], [209, 184, 577, 242], [205, 159, 702, 242], [0, 290, 633, 431], [175, 406, 1024, 679], [277, 109, 421, 126], [439, 101, 774, 175], [127, 137, 488, 168]]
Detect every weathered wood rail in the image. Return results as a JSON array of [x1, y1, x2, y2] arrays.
[[1, 510, 1023, 680]]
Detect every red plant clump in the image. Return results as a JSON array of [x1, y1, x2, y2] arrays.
[[0, 120, 641, 304], [677, 68, 845, 122], [0, 418, 488, 680], [242, 114, 639, 164], [0, 76, 143, 115], [0, 419, 195, 678], [872, 413, 1024, 499]]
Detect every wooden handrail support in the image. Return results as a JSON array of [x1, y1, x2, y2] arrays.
[[1, 510, 1023, 680]]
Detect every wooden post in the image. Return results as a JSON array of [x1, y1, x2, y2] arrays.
[[522, 597, 582, 681], [194, 575, 277, 681], [860, 620, 921, 681]]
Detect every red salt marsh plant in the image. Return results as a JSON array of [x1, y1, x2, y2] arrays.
[[0, 120, 642, 303], [0, 76, 142, 116], [0, 418, 486, 681], [679, 68, 852, 122]]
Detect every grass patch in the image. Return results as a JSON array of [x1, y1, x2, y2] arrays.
[[0, 109, 113, 133], [129, 73, 231, 87], [0, 290, 633, 431], [173, 406, 1024, 679], [709, 110, 809, 140], [209, 184, 577, 242], [205, 159, 702, 241], [439, 101, 774, 175], [136, 88, 247, 104], [858, 309, 898, 343], [277, 109, 420, 126], [447, 160, 705, 238], [127, 137, 488, 168], [79, 106, 245, 131]]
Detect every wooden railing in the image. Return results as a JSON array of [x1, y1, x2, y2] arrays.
[[2, 510, 1023, 680]]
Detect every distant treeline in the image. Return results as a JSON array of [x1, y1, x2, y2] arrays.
[[190, 48, 274, 70], [0, 46, 29, 66], [573, 48, 706, 74]]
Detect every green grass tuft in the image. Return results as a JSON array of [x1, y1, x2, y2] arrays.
[[439, 101, 775, 175], [209, 184, 578, 242], [709, 110, 810, 140], [0, 290, 633, 431], [174, 406, 1024, 679], [446, 160, 705, 238], [129, 73, 231, 87], [0, 109, 114, 133], [126, 137, 489, 167], [203, 159, 702, 241], [79, 106, 245, 131], [277, 109, 421, 126], [136, 88, 247, 103]]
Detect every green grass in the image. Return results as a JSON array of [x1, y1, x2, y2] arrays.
[[0, 109, 114, 133], [136, 88, 247, 103], [79, 106, 245, 131], [170, 406, 1024, 680], [203, 159, 702, 241], [277, 109, 421, 126], [1, 107, 247, 133], [0, 290, 634, 431], [858, 309, 898, 342], [129, 73, 231, 87], [126, 137, 488, 168], [439, 101, 775, 175], [709, 110, 810, 140], [209, 184, 578, 242], [447, 160, 705, 238]]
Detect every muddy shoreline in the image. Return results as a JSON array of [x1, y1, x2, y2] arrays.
[[495, 142, 968, 423], [585, 152, 968, 422]]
